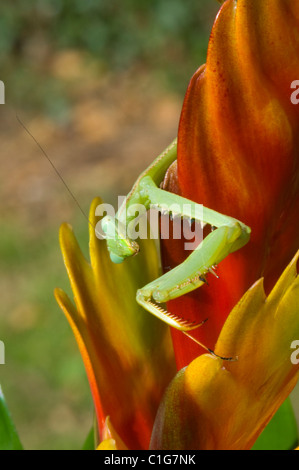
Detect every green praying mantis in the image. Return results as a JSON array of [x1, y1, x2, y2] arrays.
[[101, 139, 251, 357], [17, 114, 250, 358]]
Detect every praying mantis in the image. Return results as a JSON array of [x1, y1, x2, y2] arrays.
[[18, 112, 251, 359], [102, 138, 251, 355]]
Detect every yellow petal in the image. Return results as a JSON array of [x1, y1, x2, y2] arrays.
[[150, 252, 299, 450], [55, 197, 176, 450], [97, 439, 117, 450], [99, 416, 127, 450]]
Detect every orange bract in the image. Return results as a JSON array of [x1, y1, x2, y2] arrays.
[[161, 0, 299, 369], [55, 198, 176, 450], [151, 252, 299, 450]]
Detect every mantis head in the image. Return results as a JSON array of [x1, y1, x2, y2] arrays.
[[101, 215, 140, 264]]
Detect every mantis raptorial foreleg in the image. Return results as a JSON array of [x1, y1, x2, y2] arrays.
[[135, 176, 250, 322], [102, 139, 251, 356]]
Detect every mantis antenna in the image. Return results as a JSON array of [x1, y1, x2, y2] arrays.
[[16, 114, 103, 239]]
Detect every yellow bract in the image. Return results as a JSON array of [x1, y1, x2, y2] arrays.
[[97, 417, 127, 450], [150, 252, 299, 450], [55, 197, 176, 450]]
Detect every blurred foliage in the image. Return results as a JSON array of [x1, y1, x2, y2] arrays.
[[52, 0, 216, 73], [1, 0, 218, 113], [0, 215, 92, 449], [0, 0, 220, 449]]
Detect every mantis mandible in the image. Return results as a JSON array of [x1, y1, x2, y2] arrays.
[[102, 138, 251, 356]]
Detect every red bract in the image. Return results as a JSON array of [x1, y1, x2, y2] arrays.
[[161, 0, 299, 369]]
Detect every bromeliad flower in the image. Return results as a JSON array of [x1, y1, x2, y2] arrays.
[[151, 252, 299, 450], [160, 0, 299, 369], [55, 198, 176, 450], [150, 252, 299, 450], [54, 0, 299, 451], [56, 222, 299, 449]]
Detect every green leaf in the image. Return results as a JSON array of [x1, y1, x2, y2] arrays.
[[82, 426, 95, 450], [252, 398, 298, 450], [0, 386, 23, 450]]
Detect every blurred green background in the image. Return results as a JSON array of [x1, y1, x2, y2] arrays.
[[0, 0, 298, 450], [0, 0, 219, 450], [1, 0, 218, 113]]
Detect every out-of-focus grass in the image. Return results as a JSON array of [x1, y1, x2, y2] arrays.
[[0, 215, 92, 449]]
